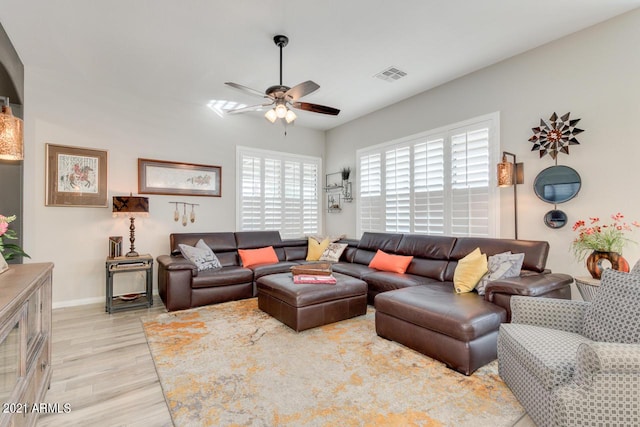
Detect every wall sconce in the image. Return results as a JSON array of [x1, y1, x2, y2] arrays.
[[497, 152, 524, 239], [112, 194, 149, 257], [170, 202, 199, 226], [0, 97, 24, 161]]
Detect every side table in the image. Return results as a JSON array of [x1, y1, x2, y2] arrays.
[[574, 276, 600, 302], [105, 254, 153, 313]]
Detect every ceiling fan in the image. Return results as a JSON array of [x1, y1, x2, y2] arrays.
[[225, 35, 340, 125]]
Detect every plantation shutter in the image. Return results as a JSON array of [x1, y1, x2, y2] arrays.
[[359, 153, 383, 233], [238, 147, 321, 238], [239, 154, 262, 231], [414, 138, 445, 234], [450, 126, 490, 236], [385, 146, 411, 232], [357, 113, 498, 237]]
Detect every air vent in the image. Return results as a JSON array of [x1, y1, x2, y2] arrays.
[[374, 66, 408, 82]]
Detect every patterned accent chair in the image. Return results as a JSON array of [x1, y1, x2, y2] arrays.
[[497, 268, 640, 427]]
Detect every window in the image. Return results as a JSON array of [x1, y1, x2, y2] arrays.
[[357, 113, 499, 237], [237, 147, 321, 239]]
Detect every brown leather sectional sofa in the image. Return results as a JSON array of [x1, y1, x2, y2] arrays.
[[156, 230, 573, 374]]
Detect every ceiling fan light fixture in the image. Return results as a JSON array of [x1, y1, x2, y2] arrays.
[[265, 109, 278, 123], [285, 109, 297, 124], [275, 103, 288, 119]]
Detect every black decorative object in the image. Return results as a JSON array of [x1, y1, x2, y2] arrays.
[[529, 112, 583, 159]]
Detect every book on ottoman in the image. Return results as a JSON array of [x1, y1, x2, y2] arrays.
[[290, 263, 332, 276], [293, 274, 337, 285]]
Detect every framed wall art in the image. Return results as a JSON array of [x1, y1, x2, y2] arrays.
[[45, 143, 109, 207], [138, 158, 221, 197]]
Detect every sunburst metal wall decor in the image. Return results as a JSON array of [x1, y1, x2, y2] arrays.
[[528, 112, 583, 159]]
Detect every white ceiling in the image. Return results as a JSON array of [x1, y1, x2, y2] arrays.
[[1, 0, 638, 130]]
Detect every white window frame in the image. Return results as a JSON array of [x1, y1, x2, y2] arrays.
[[236, 146, 323, 239], [356, 112, 501, 238]]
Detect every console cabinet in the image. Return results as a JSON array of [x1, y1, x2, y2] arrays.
[[0, 263, 53, 427]]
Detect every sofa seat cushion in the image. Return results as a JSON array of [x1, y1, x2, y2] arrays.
[[363, 271, 436, 293], [331, 262, 376, 279], [191, 266, 254, 289], [251, 261, 298, 280], [499, 323, 592, 390], [375, 286, 506, 342]]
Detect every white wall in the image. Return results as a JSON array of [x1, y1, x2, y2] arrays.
[[325, 9, 640, 282], [22, 68, 325, 307]]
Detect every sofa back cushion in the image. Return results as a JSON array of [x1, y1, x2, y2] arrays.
[[582, 269, 640, 343], [353, 232, 403, 265], [444, 237, 549, 281], [170, 233, 238, 266], [395, 234, 456, 281], [234, 231, 283, 249], [281, 238, 308, 261]]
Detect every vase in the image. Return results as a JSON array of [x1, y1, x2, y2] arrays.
[[0, 257, 8, 274], [585, 251, 629, 279]]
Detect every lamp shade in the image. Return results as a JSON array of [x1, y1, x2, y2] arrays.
[[0, 104, 24, 161], [264, 109, 277, 123], [112, 196, 149, 216], [497, 159, 514, 187]]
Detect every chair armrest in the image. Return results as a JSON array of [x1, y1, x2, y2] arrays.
[[510, 295, 589, 333], [485, 273, 574, 300], [553, 342, 640, 426], [157, 255, 197, 275], [576, 342, 640, 378]]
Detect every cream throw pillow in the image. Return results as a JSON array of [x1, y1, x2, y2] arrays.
[[319, 243, 348, 262], [453, 247, 488, 294], [306, 237, 330, 261]]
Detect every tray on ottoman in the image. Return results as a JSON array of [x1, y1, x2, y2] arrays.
[[257, 272, 367, 332]]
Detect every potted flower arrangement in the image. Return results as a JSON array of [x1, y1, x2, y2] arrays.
[[0, 214, 29, 273], [571, 212, 639, 279]]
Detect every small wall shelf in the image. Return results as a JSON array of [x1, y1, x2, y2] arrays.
[[325, 172, 353, 203]]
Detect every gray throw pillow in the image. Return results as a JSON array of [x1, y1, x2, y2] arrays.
[[178, 239, 222, 271], [582, 269, 640, 343], [476, 252, 524, 295]]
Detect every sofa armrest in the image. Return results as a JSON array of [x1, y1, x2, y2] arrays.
[[485, 273, 573, 300], [157, 254, 197, 275], [510, 295, 589, 332]]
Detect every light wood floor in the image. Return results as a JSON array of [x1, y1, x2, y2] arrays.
[[38, 297, 536, 427]]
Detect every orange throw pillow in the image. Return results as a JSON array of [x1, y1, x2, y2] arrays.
[[238, 246, 279, 269], [368, 249, 413, 274]]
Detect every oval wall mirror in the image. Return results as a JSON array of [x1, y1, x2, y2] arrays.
[[543, 209, 568, 229], [533, 165, 581, 204]]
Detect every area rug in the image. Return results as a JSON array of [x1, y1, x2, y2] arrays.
[[142, 299, 524, 426]]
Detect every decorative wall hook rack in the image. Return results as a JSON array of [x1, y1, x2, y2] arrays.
[[170, 202, 199, 226]]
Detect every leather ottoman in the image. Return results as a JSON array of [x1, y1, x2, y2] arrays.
[[257, 272, 368, 332], [375, 285, 507, 375]]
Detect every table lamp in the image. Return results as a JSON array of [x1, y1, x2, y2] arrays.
[[112, 194, 149, 257]]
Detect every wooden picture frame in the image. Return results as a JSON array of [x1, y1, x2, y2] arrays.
[[138, 158, 222, 197], [45, 143, 109, 207]]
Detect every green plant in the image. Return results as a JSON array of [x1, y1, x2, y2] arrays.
[[571, 213, 639, 260], [0, 214, 30, 260]]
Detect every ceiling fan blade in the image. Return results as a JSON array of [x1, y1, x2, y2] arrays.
[[292, 102, 340, 116], [285, 80, 320, 101], [225, 82, 267, 99], [226, 102, 273, 115]]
